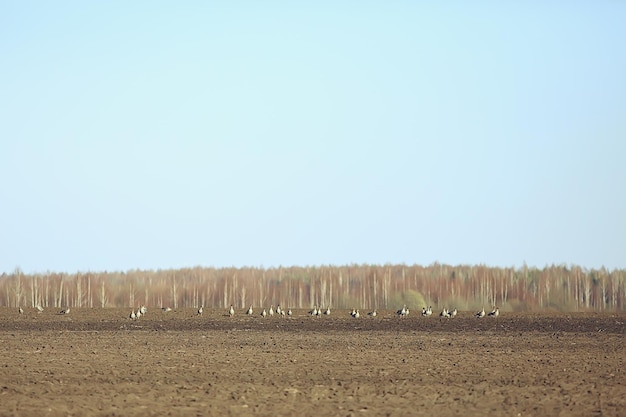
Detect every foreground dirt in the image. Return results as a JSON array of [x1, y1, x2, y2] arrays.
[[0, 308, 624, 416]]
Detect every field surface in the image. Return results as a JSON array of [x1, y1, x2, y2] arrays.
[[0, 308, 624, 416]]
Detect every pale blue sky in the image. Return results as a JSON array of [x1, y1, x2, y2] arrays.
[[1, 1, 625, 274]]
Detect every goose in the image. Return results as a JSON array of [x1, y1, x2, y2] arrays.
[[309, 306, 318, 316], [269, 305, 274, 316], [140, 305, 147, 315], [316, 307, 322, 317], [261, 308, 267, 317], [136, 309, 142, 318], [19, 307, 23, 314], [405, 307, 410, 317], [475, 307, 486, 318], [488, 307, 499, 318], [425, 306, 432, 316], [162, 307, 172, 312], [276, 305, 282, 315], [449, 308, 458, 318], [440, 308, 450, 318], [229, 305, 235, 317], [350, 308, 357, 317], [246, 305, 253, 315], [60, 308, 70, 315], [197, 306, 203, 316], [36, 305, 44, 313], [368, 309, 377, 317], [130, 310, 136, 319], [324, 307, 331, 316], [287, 309, 292, 316], [353, 309, 360, 318], [397, 305, 407, 317], [279, 308, 286, 316]]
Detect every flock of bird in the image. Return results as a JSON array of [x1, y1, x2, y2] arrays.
[[17, 305, 71, 315], [16, 304, 501, 319]]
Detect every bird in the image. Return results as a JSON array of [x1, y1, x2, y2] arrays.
[[324, 307, 331, 316], [140, 305, 147, 315], [488, 307, 499, 318], [246, 305, 253, 315], [316, 307, 322, 317], [18, 307, 23, 314], [229, 305, 235, 317], [276, 305, 282, 315], [287, 309, 292, 316], [197, 306, 203, 316], [353, 309, 360, 318], [368, 309, 377, 317], [130, 310, 136, 320], [397, 305, 407, 317], [269, 305, 274, 316], [449, 308, 458, 318], [136, 309, 142, 318], [350, 308, 357, 317], [162, 307, 172, 312], [475, 307, 486, 318], [261, 309, 267, 317], [60, 308, 70, 315], [309, 306, 318, 316], [440, 308, 450, 318], [36, 305, 44, 313]]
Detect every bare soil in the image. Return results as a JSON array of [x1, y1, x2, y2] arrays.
[[0, 308, 624, 416]]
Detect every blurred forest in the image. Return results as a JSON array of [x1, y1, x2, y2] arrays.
[[1, 263, 624, 312]]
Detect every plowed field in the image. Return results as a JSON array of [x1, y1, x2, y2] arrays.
[[1, 308, 624, 416]]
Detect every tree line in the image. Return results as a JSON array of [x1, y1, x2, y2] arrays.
[[1, 263, 624, 312]]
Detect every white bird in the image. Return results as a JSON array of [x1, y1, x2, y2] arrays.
[[140, 305, 147, 315], [60, 308, 70, 315], [261, 309, 267, 317], [36, 305, 44, 313], [368, 309, 377, 317], [440, 308, 450, 318], [353, 309, 360, 318], [246, 305, 253, 315], [287, 309, 292, 316], [162, 307, 172, 312], [136, 309, 142, 318], [488, 307, 499, 318], [19, 307, 23, 314], [229, 305, 235, 317], [397, 305, 407, 317], [324, 307, 331, 316], [269, 305, 274, 316], [197, 306, 203, 316], [449, 308, 458, 318], [350, 308, 357, 317], [475, 307, 486, 318], [276, 305, 282, 315], [130, 310, 136, 319], [309, 306, 318, 316]]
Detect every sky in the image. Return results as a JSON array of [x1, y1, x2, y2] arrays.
[[1, 1, 625, 274]]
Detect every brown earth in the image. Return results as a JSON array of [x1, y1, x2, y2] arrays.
[[0, 308, 624, 416]]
